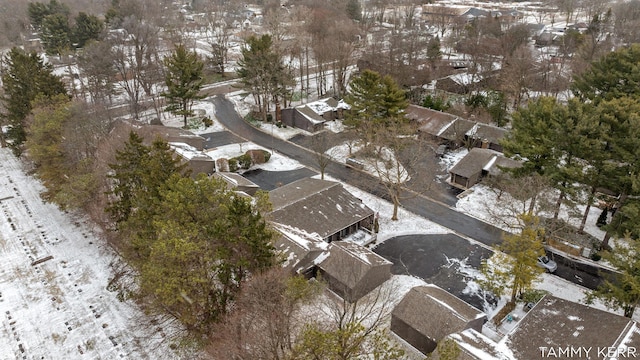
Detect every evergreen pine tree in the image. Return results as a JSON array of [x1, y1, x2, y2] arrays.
[[41, 13, 72, 55], [162, 44, 205, 128], [345, 0, 362, 21], [0, 47, 67, 151], [344, 69, 408, 145], [72, 12, 103, 48]]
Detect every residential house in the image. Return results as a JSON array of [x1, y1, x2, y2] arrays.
[[448, 148, 520, 190], [435, 295, 640, 359], [281, 97, 350, 132], [391, 285, 487, 355], [506, 295, 640, 360], [106, 121, 213, 177], [268, 178, 375, 243], [271, 214, 389, 302], [408, 105, 508, 151], [143, 124, 206, 150], [431, 328, 506, 360], [280, 105, 326, 132], [317, 241, 392, 302], [406, 104, 460, 138], [272, 223, 329, 276], [467, 123, 508, 152]]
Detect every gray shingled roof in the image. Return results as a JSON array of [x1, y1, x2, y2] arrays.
[[269, 178, 374, 239], [443, 329, 506, 360], [439, 118, 476, 141], [506, 295, 637, 360], [318, 241, 391, 289], [393, 285, 485, 344], [449, 148, 499, 178], [272, 224, 328, 273], [215, 172, 260, 188], [472, 123, 508, 144], [406, 104, 459, 136], [296, 105, 326, 124]]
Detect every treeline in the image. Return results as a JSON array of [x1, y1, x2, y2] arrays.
[[502, 45, 640, 249], [27, 0, 103, 54]]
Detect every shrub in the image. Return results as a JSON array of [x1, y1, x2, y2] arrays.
[[236, 154, 252, 169], [520, 289, 547, 304], [422, 94, 451, 111], [228, 158, 238, 172], [202, 116, 213, 127]]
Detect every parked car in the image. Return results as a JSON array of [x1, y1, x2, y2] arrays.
[[537, 255, 557, 273]]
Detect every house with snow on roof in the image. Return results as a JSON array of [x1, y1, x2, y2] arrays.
[[448, 148, 520, 190], [281, 97, 350, 132], [407, 105, 508, 151], [169, 142, 215, 177], [316, 241, 392, 302], [430, 295, 640, 360], [272, 223, 329, 276], [391, 285, 487, 356], [212, 172, 260, 196], [268, 177, 376, 243]]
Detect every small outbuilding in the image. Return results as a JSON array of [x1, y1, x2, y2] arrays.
[[391, 285, 487, 355]]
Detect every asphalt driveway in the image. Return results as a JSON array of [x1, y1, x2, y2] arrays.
[[241, 168, 317, 191], [374, 233, 494, 310], [200, 131, 245, 149]]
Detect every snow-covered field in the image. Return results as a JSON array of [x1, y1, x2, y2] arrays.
[[0, 148, 181, 359]]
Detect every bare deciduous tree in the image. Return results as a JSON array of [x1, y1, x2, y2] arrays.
[[207, 268, 322, 359]]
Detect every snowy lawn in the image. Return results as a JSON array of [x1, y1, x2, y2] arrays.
[[0, 148, 184, 359], [205, 142, 304, 172], [159, 100, 226, 134]]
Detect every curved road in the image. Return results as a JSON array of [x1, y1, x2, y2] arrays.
[[211, 95, 605, 290], [211, 96, 504, 245]]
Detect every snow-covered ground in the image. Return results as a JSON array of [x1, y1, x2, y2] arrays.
[[0, 148, 185, 359]]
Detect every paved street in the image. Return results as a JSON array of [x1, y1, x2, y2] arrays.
[[211, 95, 505, 245], [211, 95, 608, 292]]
